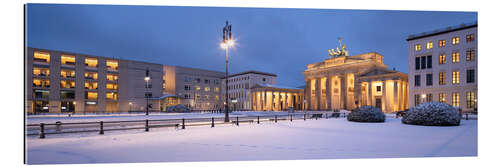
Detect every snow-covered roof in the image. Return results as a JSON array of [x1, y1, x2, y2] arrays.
[[252, 84, 304, 90]]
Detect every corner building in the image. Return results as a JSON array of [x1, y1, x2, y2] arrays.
[[303, 52, 409, 113], [407, 22, 477, 112]]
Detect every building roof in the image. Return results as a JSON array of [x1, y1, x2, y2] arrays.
[[406, 21, 477, 41], [251, 84, 304, 90], [223, 70, 277, 79]]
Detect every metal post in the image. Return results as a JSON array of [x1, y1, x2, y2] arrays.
[[326, 113, 328, 119], [211, 117, 215, 128], [39, 123, 45, 139], [236, 116, 239, 126], [182, 118, 185, 129], [466, 113, 469, 120], [304, 114, 306, 121], [257, 116, 260, 124], [275, 115, 277, 123], [55, 121, 62, 133], [290, 114, 292, 122], [145, 119, 149, 132], [99, 121, 104, 135]]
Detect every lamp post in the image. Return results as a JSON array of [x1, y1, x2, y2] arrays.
[[221, 20, 234, 122], [145, 68, 151, 116]]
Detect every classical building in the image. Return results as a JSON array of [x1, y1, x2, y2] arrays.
[[407, 22, 477, 112], [26, 47, 224, 113], [303, 43, 409, 112], [222, 71, 277, 110], [251, 84, 305, 111]]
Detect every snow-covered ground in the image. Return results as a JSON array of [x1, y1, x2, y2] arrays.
[[26, 117, 477, 164]]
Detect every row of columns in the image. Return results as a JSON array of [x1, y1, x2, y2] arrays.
[[308, 74, 351, 111], [252, 90, 302, 111]]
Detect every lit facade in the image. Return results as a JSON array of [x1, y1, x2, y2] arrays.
[[303, 52, 409, 113], [407, 22, 477, 112], [251, 84, 304, 111], [222, 71, 277, 110]]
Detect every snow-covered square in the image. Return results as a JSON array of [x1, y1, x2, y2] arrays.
[[26, 115, 477, 164]]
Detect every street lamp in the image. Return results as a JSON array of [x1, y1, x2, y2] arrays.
[[145, 68, 151, 116], [221, 20, 234, 122]]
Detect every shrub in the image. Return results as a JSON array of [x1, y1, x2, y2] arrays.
[[347, 106, 385, 122], [167, 104, 191, 112], [402, 102, 460, 126]]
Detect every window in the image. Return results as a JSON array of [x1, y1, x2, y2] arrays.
[[439, 93, 446, 103], [452, 51, 460, 63], [33, 79, 50, 88], [196, 78, 201, 83], [204, 87, 210, 92], [263, 78, 266, 82], [34, 100, 49, 112], [205, 95, 209, 100], [426, 42, 433, 49], [106, 83, 118, 90], [196, 86, 200, 91], [466, 92, 476, 108], [106, 60, 118, 71], [414, 44, 421, 51], [145, 92, 152, 98], [452, 37, 460, 45], [61, 54, 75, 65], [60, 101, 75, 112], [426, 73, 433, 86], [33, 68, 50, 77], [85, 57, 98, 68], [85, 72, 98, 80], [426, 55, 432, 69], [184, 85, 191, 91], [415, 57, 420, 70], [415, 94, 421, 106], [184, 94, 191, 99], [466, 49, 475, 61], [85, 82, 98, 89], [106, 74, 118, 81], [439, 40, 446, 47], [204, 79, 209, 84], [60, 90, 75, 99], [215, 80, 220, 85], [452, 71, 460, 85], [420, 57, 426, 69], [467, 69, 475, 83], [85, 91, 98, 100], [215, 87, 219, 92], [414, 75, 421, 87], [33, 89, 49, 99], [60, 80, 75, 89], [33, 51, 50, 63], [184, 77, 191, 82], [439, 54, 446, 64], [106, 92, 118, 100], [60, 70, 75, 78], [452, 92, 460, 107], [376, 86, 381, 92], [195, 94, 201, 99], [439, 72, 446, 85], [215, 95, 219, 100], [466, 34, 475, 42], [426, 94, 433, 102]]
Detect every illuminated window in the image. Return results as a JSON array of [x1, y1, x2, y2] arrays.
[[106, 74, 118, 81], [452, 37, 460, 45], [196, 86, 201, 91], [106, 92, 118, 100], [85, 82, 98, 89], [34, 51, 50, 63], [439, 93, 446, 103], [215, 87, 219, 92], [60, 80, 75, 89], [414, 44, 421, 51], [466, 34, 475, 42], [215, 95, 219, 100], [439, 72, 446, 85], [85, 91, 98, 100], [452, 92, 460, 107], [106, 60, 118, 71], [85, 57, 98, 67], [438, 40, 446, 47], [205, 95, 209, 100], [426, 42, 433, 49], [106, 83, 118, 90], [466, 92, 476, 108], [452, 71, 460, 85], [466, 49, 475, 61], [195, 94, 200, 99], [61, 54, 75, 65], [452, 51, 460, 63], [33, 79, 50, 88], [204, 87, 210, 92], [439, 54, 446, 64], [414, 94, 421, 105], [85, 72, 98, 80], [60, 70, 75, 78], [33, 68, 50, 77]]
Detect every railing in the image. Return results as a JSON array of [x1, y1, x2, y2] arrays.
[[26, 111, 347, 139]]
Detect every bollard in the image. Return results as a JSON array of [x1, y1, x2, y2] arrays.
[[275, 115, 277, 123], [304, 114, 306, 121], [257, 116, 260, 124], [316, 114, 318, 120], [39, 123, 45, 139], [145, 119, 149, 132], [290, 114, 292, 122], [211, 117, 214, 128], [99, 121, 104, 135], [466, 113, 469, 120], [236, 116, 239, 126], [182, 118, 185, 129], [55, 121, 62, 133], [325, 113, 328, 119]]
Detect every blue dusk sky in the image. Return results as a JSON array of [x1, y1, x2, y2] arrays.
[[26, 4, 477, 87]]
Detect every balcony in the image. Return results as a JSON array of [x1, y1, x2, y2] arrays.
[[61, 55, 76, 68], [84, 72, 98, 80], [33, 51, 50, 65], [33, 79, 50, 88], [60, 80, 75, 89], [85, 82, 98, 90], [106, 60, 118, 72], [33, 68, 50, 78]]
